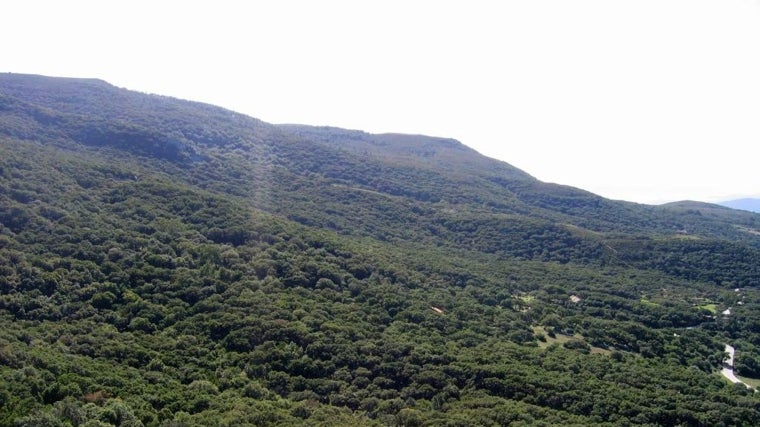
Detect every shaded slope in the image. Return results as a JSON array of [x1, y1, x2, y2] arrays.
[[2, 73, 760, 282], [2, 73, 759, 244]]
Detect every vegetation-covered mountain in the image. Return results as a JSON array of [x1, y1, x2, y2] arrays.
[[1, 73, 760, 426]]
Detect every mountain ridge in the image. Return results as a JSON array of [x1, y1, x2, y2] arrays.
[[719, 198, 760, 213], [3, 72, 760, 278], [3, 72, 754, 232]]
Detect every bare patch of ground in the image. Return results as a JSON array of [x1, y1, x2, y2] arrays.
[[532, 326, 611, 355]]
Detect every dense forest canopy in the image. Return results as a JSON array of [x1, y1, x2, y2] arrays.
[[1, 73, 760, 426]]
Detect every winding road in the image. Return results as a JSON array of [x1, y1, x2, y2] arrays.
[[721, 344, 753, 389]]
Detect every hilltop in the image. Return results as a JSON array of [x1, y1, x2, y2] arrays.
[[1, 73, 760, 426]]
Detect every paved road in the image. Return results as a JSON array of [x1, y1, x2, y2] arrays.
[[722, 344, 753, 389]]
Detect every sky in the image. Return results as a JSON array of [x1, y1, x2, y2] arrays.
[[3, 0, 759, 204]]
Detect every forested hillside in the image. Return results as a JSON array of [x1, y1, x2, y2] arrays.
[[1, 73, 760, 426]]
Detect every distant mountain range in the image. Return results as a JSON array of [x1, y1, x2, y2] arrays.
[[719, 198, 760, 213], [2, 73, 760, 425]]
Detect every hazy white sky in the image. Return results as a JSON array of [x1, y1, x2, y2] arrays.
[[4, 0, 759, 204]]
